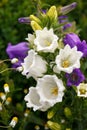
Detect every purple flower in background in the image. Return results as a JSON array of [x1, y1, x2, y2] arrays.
[[63, 33, 87, 57], [6, 42, 29, 68], [66, 69, 85, 87], [63, 33, 81, 48], [63, 23, 72, 30], [77, 40, 87, 57], [60, 2, 77, 15], [58, 15, 72, 30], [18, 17, 30, 24]]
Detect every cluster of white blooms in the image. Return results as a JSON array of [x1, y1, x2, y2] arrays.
[[21, 27, 82, 111]]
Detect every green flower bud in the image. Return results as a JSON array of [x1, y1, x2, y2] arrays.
[[47, 109, 56, 119], [47, 121, 61, 130], [64, 107, 72, 119]]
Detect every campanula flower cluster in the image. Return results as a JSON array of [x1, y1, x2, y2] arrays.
[[1, 2, 87, 130]]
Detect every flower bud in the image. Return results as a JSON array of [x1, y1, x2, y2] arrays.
[[34, 125, 40, 130], [30, 15, 41, 23], [3, 83, 10, 93], [64, 107, 72, 119], [47, 6, 57, 19], [0, 102, 2, 111], [18, 17, 30, 24], [24, 109, 30, 117], [44, 124, 49, 130], [31, 21, 42, 31], [9, 117, 18, 128], [60, 2, 77, 15], [0, 92, 6, 101], [47, 121, 61, 130], [16, 66, 23, 72], [47, 109, 56, 119], [11, 58, 18, 64], [5, 97, 12, 105]]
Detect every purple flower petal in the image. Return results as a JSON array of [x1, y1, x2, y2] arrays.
[[77, 40, 87, 57], [66, 69, 85, 87], [18, 17, 30, 24], [63, 33, 81, 48], [6, 42, 29, 68]]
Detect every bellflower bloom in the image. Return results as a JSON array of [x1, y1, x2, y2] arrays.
[[65, 69, 85, 87], [6, 42, 29, 68], [34, 27, 59, 52], [63, 33, 81, 48], [36, 75, 65, 107], [54, 45, 83, 73], [77, 40, 87, 57], [77, 83, 87, 97], [24, 87, 51, 111], [21, 49, 47, 80], [63, 33, 87, 57]]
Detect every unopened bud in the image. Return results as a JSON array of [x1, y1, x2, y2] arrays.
[[47, 6, 57, 19], [47, 109, 56, 119], [30, 15, 41, 23], [47, 121, 61, 130], [31, 21, 42, 31], [44, 124, 49, 130], [9, 117, 18, 128], [24, 109, 30, 117], [64, 107, 72, 119], [5, 97, 12, 105], [34, 125, 40, 130], [0, 102, 2, 111], [3, 83, 9, 93], [0, 92, 6, 101], [11, 58, 18, 64], [16, 66, 23, 72]]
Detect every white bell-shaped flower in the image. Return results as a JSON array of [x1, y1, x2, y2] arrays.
[[36, 75, 65, 107], [54, 44, 83, 74], [34, 27, 59, 52], [21, 50, 47, 79], [24, 87, 51, 111]]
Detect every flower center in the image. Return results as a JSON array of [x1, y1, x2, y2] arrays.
[[51, 87, 58, 96], [62, 60, 70, 68], [44, 40, 51, 46], [79, 88, 86, 94]]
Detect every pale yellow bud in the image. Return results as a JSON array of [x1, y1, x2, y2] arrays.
[[9, 117, 18, 128], [30, 15, 41, 23], [3, 83, 9, 93], [5, 97, 12, 105], [31, 21, 42, 31], [47, 6, 57, 19], [11, 58, 18, 64], [34, 125, 40, 130], [0, 92, 6, 101], [0, 102, 2, 111], [47, 121, 61, 130]]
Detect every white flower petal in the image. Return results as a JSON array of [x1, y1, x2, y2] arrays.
[[55, 45, 83, 73], [21, 50, 47, 79], [34, 27, 59, 52], [36, 75, 65, 106]]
